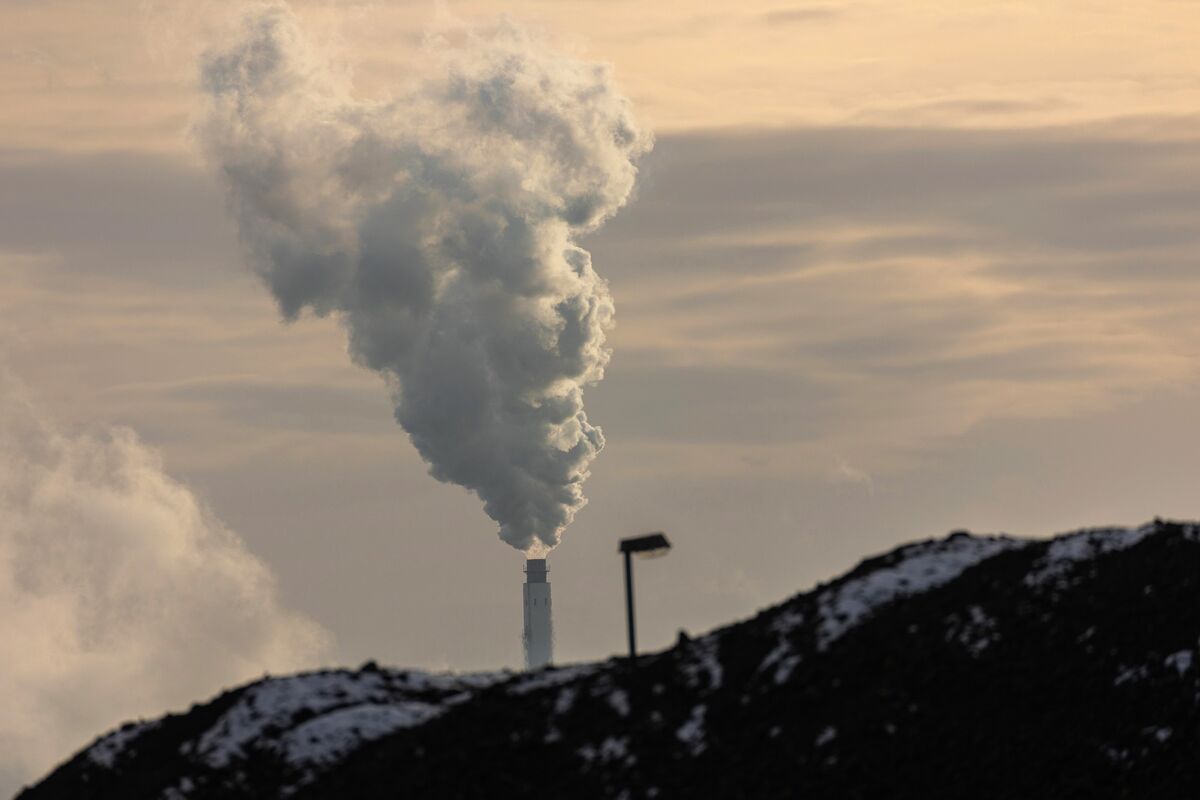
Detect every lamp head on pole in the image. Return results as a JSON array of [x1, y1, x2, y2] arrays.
[[619, 532, 671, 559]]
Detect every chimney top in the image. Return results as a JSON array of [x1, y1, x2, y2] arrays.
[[525, 558, 548, 583]]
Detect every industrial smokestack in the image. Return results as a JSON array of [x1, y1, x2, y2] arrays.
[[523, 558, 553, 670]]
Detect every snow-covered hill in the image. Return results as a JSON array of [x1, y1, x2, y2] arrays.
[[20, 520, 1200, 799]]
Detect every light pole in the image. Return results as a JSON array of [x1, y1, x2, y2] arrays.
[[618, 532, 672, 664]]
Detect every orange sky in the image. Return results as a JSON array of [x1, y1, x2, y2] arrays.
[[2, 2, 1200, 791], [4, 1, 1200, 151]]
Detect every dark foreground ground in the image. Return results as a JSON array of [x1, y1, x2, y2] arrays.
[[20, 520, 1200, 799]]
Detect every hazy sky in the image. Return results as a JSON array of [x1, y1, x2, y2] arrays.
[[3, 0, 1200, 790]]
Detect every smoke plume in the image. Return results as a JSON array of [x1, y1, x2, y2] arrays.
[[0, 372, 329, 794], [198, 3, 651, 553]]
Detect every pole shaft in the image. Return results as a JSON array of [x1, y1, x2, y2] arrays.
[[624, 551, 636, 663]]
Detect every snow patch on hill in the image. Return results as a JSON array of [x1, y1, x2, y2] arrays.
[[680, 636, 723, 692], [85, 720, 160, 768], [676, 705, 707, 756], [947, 605, 999, 657], [198, 670, 450, 768], [816, 534, 1023, 649], [1024, 525, 1155, 589], [1164, 650, 1193, 677], [508, 663, 598, 696], [274, 701, 445, 769], [180, 667, 507, 791], [759, 609, 805, 684]]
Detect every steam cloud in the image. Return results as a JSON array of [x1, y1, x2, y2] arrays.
[[0, 373, 328, 793], [198, 3, 651, 553]]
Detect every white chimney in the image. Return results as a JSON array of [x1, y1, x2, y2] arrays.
[[523, 558, 553, 670]]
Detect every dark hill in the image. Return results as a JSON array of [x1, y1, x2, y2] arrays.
[[19, 520, 1200, 799]]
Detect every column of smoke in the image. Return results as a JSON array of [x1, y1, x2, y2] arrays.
[[199, 3, 650, 665]]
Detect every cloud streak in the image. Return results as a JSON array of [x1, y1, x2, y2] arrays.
[[583, 119, 1200, 468], [760, 6, 845, 25]]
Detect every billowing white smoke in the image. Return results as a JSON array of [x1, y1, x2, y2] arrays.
[[0, 373, 329, 793], [198, 3, 651, 554]]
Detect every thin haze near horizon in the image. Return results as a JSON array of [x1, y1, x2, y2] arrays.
[[2, 0, 1200, 792]]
